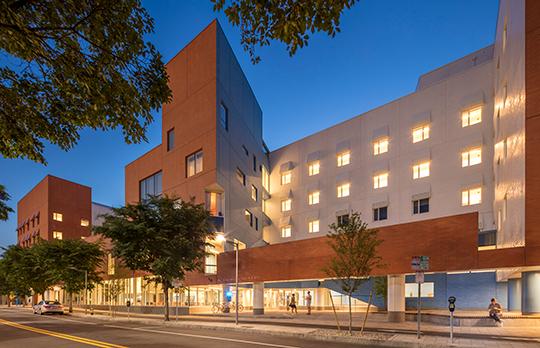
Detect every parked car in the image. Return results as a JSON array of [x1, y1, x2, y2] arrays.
[[33, 300, 64, 315]]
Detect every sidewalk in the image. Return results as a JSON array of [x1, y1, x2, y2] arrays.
[[62, 307, 540, 347]]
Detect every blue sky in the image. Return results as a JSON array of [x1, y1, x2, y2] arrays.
[[0, 0, 498, 246]]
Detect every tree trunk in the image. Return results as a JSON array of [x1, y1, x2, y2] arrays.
[[68, 292, 73, 313], [348, 292, 353, 335], [164, 285, 170, 321], [360, 290, 373, 336]]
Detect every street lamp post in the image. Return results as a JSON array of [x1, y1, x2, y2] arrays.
[[68, 267, 88, 315], [216, 234, 239, 325]]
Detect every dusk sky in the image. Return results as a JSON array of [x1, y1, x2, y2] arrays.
[[0, 0, 498, 246]]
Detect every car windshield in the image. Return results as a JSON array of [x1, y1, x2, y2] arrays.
[[44, 300, 61, 305]]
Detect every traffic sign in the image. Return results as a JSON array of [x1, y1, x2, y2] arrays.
[[411, 256, 429, 271], [415, 271, 424, 284]]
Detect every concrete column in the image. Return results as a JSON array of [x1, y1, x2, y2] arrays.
[[387, 274, 405, 322], [522, 271, 540, 315], [507, 278, 522, 312], [253, 282, 264, 315]]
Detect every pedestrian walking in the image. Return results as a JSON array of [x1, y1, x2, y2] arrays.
[[289, 294, 297, 314], [488, 298, 503, 326], [305, 291, 312, 315]]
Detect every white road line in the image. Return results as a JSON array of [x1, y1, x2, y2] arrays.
[[104, 324, 302, 348]]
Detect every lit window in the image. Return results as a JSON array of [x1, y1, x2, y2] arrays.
[[308, 220, 320, 233], [308, 191, 320, 205], [206, 192, 221, 216], [413, 162, 430, 179], [186, 150, 203, 177], [337, 151, 351, 167], [373, 206, 388, 221], [412, 125, 430, 143], [462, 107, 482, 127], [219, 102, 228, 130], [251, 185, 258, 201], [373, 138, 389, 155], [107, 254, 115, 275], [53, 231, 63, 240], [405, 282, 435, 298], [308, 161, 320, 176], [281, 199, 292, 212], [337, 183, 350, 198], [462, 187, 482, 206], [53, 213, 63, 222], [413, 198, 429, 214], [205, 252, 217, 274], [236, 168, 246, 186], [462, 148, 482, 167], [261, 165, 270, 191], [373, 173, 389, 189], [80, 219, 89, 227], [281, 225, 291, 238], [281, 172, 292, 185], [244, 210, 253, 226]]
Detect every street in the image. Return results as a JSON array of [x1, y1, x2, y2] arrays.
[[0, 308, 366, 348]]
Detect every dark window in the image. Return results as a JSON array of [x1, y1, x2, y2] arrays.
[[373, 206, 388, 221], [167, 128, 174, 151], [255, 217, 259, 231], [139, 171, 163, 202], [337, 214, 349, 226], [253, 155, 257, 171], [236, 168, 246, 186], [186, 150, 203, 177], [219, 103, 228, 130], [242, 145, 249, 156], [413, 198, 429, 214]]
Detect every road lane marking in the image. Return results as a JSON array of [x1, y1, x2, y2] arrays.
[[104, 324, 301, 348], [0, 318, 127, 348]]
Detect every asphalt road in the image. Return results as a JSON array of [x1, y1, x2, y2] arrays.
[[0, 308, 366, 348]]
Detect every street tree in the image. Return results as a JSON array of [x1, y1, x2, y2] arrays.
[[0, 184, 14, 221], [212, 0, 358, 63], [324, 212, 383, 335], [95, 195, 213, 321], [19, 242, 57, 305], [0, 245, 33, 305], [43, 239, 104, 312], [0, 0, 171, 164]]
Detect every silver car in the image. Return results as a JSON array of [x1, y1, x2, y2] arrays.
[[33, 300, 64, 315]]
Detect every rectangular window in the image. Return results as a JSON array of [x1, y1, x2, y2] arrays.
[[236, 167, 246, 186], [308, 161, 320, 176], [205, 252, 217, 274], [53, 231, 63, 240], [107, 254, 115, 275], [167, 128, 174, 151], [413, 162, 430, 179], [308, 220, 320, 233], [53, 212, 63, 222], [281, 225, 292, 238], [462, 147, 482, 167], [253, 155, 257, 171], [139, 171, 162, 202], [281, 199, 292, 212], [219, 103, 228, 130], [413, 198, 429, 214], [412, 125, 430, 143], [80, 219, 89, 227], [337, 151, 351, 167], [308, 191, 320, 205], [244, 210, 253, 226], [405, 282, 435, 298], [281, 172, 292, 185], [251, 185, 258, 201], [373, 172, 389, 189], [373, 206, 388, 221], [186, 150, 203, 177], [337, 214, 349, 226], [337, 183, 350, 198], [462, 187, 482, 206], [206, 192, 221, 216], [462, 106, 482, 127], [373, 138, 389, 155], [261, 165, 270, 191], [255, 217, 259, 231], [242, 145, 249, 156]]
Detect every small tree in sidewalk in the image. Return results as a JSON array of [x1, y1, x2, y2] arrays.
[[324, 212, 384, 335], [95, 195, 213, 321]]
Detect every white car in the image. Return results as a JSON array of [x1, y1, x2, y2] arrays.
[[33, 300, 64, 315]]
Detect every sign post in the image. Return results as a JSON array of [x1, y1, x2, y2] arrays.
[[412, 256, 429, 340], [448, 296, 456, 343], [172, 278, 182, 322]]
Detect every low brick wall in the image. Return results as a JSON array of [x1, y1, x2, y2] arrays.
[[79, 304, 189, 315]]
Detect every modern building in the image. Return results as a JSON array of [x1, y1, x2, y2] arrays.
[[16, 175, 111, 247]]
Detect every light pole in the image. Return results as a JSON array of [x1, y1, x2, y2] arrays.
[[216, 234, 239, 325], [68, 267, 88, 315]]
